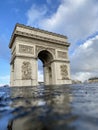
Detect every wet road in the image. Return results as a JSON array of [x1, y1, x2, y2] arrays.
[[0, 83, 98, 130]]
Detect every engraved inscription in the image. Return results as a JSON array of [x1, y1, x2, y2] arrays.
[[22, 61, 32, 80], [58, 51, 67, 59], [19, 44, 34, 54], [60, 65, 68, 80]]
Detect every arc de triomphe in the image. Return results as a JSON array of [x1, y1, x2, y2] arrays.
[[9, 24, 71, 86]]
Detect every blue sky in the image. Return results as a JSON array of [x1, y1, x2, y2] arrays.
[[0, 0, 98, 85]]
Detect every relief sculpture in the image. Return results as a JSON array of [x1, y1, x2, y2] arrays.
[[22, 61, 32, 80], [60, 65, 68, 80], [58, 51, 67, 59], [19, 44, 34, 54], [36, 46, 55, 56]]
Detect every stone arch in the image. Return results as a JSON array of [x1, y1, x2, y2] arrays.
[[38, 50, 53, 64], [37, 50, 54, 85], [36, 46, 55, 60], [9, 24, 71, 86]]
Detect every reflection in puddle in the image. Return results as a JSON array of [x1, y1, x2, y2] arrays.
[[0, 84, 98, 130]]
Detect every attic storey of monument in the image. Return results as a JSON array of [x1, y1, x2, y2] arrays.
[[9, 23, 71, 86]]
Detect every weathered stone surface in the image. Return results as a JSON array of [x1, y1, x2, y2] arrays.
[[57, 51, 67, 59], [22, 61, 32, 80], [60, 65, 68, 80], [19, 44, 34, 54], [9, 23, 71, 86]]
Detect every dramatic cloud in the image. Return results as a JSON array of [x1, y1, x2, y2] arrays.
[[71, 35, 98, 81], [26, 0, 98, 44], [27, 4, 48, 27]]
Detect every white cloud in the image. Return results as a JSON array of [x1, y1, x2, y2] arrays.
[[26, 4, 48, 27], [71, 72, 92, 82], [42, 0, 98, 45], [26, 0, 98, 45], [71, 35, 98, 81]]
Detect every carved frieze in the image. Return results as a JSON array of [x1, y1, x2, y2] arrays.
[[16, 37, 68, 50], [19, 44, 34, 54], [36, 45, 55, 56], [22, 61, 32, 80], [36, 46, 45, 54], [60, 65, 68, 80], [58, 51, 67, 59], [15, 30, 68, 46], [48, 48, 55, 55]]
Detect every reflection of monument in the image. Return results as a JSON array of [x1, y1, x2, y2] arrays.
[[10, 87, 40, 108], [8, 86, 73, 130], [9, 24, 71, 86], [46, 87, 72, 114]]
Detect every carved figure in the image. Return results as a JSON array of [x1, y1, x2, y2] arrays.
[[22, 61, 32, 80], [60, 65, 68, 80]]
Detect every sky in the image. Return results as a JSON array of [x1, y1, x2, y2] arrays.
[[0, 0, 98, 86]]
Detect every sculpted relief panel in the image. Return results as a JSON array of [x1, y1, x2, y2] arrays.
[[60, 65, 68, 80], [19, 44, 34, 54], [36, 45, 55, 56], [36, 46, 46, 54], [22, 61, 32, 80], [58, 51, 67, 59]]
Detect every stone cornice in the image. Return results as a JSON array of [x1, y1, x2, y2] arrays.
[[43, 59, 70, 66], [16, 23, 68, 38], [9, 23, 70, 48], [51, 59, 70, 63], [10, 55, 35, 64]]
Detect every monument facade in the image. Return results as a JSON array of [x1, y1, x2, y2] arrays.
[[9, 24, 71, 86]]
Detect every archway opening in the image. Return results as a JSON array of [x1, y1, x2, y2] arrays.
[[38, 50, 53, 85], [38, 59, 44, 85]]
